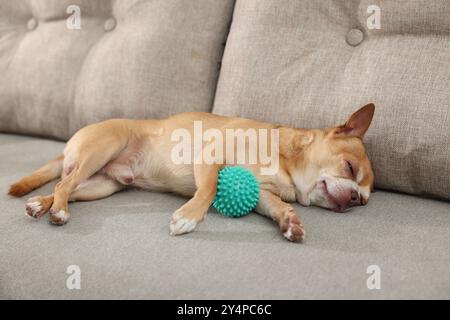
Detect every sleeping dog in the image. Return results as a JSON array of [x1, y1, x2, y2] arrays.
[[8, 103, 375, 242]]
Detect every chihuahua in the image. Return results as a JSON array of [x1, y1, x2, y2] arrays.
[[8, 103, 375, 242]]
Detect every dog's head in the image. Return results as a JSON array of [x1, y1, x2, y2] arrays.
[[290, 103, 375, 212]]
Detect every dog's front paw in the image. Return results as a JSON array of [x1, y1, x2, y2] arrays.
[[169, 211, 197, 236], [25, 196, 50, 219], [280, 209, 305, 242]]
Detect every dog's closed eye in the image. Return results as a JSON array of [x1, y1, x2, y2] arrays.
[[346, 160, 355, 178]]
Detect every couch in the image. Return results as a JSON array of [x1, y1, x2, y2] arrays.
[[0, 0, 449, 299]]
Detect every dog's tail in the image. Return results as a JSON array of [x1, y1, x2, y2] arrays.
[[8, 154, 64, 197]]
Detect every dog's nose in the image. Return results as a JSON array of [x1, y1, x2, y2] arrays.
[[331, 189, 360, 212], [349, 190, 361, 207], [336, 190, 360, 212], [351, 190, 359, 202]]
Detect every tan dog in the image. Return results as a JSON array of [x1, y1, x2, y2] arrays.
[[8, 103, 375, 242]]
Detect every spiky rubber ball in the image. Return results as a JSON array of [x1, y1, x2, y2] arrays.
[[213, 166, 260, 218]]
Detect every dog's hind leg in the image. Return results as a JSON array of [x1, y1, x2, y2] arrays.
[[49, 139, 126, 225], [25, 174, 123, 220], [69, 174, 124, 201]]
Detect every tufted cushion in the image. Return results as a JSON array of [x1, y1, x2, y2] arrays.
[[0, 0, 234, 140], [213, 0, 450, 200]]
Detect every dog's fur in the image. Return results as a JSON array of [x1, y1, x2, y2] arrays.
[[8, 103, 375, 242]]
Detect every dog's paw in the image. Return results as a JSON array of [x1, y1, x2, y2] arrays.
[[280, 209, 305, 242], [25, 196, 48, 219], [49, 209, 70, 225], [169, 211, 197, 236]]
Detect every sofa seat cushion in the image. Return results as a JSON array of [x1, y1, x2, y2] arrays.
[[1, 134, 449, 299], [0, 0, 234, 140], [213, 0, 450, 200]]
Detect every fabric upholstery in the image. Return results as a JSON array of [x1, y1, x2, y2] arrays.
[[0, 0, 234, 140], [213, 0, 450, 200], [1, 134, 449, 299]]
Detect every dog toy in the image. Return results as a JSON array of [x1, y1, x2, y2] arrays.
[[213, 166, 260, 217]]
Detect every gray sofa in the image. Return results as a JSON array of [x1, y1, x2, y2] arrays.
[[0, 0, 449, 299]]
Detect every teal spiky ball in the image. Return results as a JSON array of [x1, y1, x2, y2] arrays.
[[213, 166, 260, 218]]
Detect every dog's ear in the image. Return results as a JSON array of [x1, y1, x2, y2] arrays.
[[334, 103, 375, 139]]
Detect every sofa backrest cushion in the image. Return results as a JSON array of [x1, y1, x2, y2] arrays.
[[213, 0, 450, 200], [0, 0, 234, 140]]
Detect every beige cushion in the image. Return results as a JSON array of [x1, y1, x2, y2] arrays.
[[213, 0, 450, 200], [0, 0, 234, 140]]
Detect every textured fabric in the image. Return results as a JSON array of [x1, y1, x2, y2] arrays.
[[0, 0, 234, 140], [213, 0, 450, 200], [1, 134, 449, 299]]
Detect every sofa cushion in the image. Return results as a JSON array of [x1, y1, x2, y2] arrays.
[[1, 133, 450, 299], [0, 0, 234, 140], [213, 0, 450, 200]]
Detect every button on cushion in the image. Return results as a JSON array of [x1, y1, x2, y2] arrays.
[[26, 18, 38, 31], [346, 28, 364, 46], [104, 17, 116, 32]]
